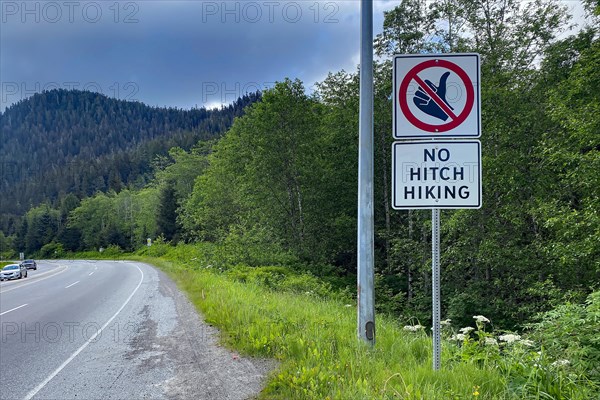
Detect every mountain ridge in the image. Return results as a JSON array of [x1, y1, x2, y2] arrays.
[[0, 89, 260, 233]]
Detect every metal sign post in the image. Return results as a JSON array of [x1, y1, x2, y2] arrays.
[[431, 208, 441, 370], [357, 0, 375, 345]]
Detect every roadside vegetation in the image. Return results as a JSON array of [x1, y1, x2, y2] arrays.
[[2, 1, 599, 397], [62, 243, 599, 399], [4, 0, 598, 331]]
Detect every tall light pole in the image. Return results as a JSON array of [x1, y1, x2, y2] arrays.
[[357, 0, 375, 345]]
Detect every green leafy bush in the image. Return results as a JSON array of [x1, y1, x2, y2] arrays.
[[39, 242, 65, 258], [437, 309, 600, 399], [101, 245, 123, 257], [528, 291, 600, 393]]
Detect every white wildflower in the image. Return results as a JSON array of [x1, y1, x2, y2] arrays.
[[484, 337, 498, 346], [473, 315, 490, 323], [450, 334, 466, 341], [499, 334, 521, 343], [459, 326, 475, 334], [344, 304, 352, 307], [551, 359, 570, 367], [441, 319, 452, 326], [403, 325, 424, 332], [521, 339, 534, 347]]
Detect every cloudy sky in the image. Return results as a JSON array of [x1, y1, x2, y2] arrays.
[[0, 0, 586, 111]]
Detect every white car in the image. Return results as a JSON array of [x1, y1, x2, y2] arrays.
[[0, 264, 27, 281]]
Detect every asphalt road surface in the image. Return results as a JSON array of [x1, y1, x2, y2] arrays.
[[0, 260, 272, 400]]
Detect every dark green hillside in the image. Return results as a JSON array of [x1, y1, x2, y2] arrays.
[[0, 89, 260, 233]]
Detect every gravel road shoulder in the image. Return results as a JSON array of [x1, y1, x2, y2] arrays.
[[151, 263, 276, 399]]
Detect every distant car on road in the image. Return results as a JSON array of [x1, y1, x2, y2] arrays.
[[21, 259, 37, 270], [0, 264, 27, 281]]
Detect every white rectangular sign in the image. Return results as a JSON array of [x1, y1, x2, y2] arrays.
[[392, 141, 482, 209], [393, 54, 480, 139]]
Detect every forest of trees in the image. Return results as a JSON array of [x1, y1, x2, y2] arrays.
[[0, 89, 261, 234], [1, 0, 598, 330]]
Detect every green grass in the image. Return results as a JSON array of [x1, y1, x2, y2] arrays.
[[145, 258, 505, 399]]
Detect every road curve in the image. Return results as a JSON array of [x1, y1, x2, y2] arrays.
[[0, 260, 272, 400]]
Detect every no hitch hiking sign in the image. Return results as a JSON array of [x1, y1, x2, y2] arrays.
[[390, 53, 482, 371], [393, 54, 480, 139], [392, 141, 482, 209]]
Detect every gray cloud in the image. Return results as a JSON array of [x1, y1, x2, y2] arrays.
[[1, 0, 393, 110]]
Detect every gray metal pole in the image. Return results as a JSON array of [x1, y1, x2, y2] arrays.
[[432, 208, 441, 370], [357, 0, 375, 345]]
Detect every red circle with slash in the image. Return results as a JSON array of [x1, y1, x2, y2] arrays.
[[399, 59, 474, 133]]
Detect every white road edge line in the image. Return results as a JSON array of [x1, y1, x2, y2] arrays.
[[65, 281, 80, 289], [23, 263, 144, 400], [0, 266, 69, 295], [0, 303, 28, 316]]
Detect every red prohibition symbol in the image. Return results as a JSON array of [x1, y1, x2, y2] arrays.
[[399, 59, 474, 133]]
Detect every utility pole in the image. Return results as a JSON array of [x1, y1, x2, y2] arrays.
[[357, 0, 375, 345]]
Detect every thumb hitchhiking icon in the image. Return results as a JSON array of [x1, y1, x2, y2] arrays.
[[413, 71, 454, 121]]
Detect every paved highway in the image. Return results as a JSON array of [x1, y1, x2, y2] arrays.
[[0, 260, 271, 400]]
